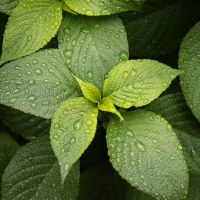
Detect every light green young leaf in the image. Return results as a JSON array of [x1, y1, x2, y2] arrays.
[[50, 97, 98, 184], [2, 135, 80, 200], [106, 109, 188, 199], [146, 92, 200, 175], [125, 1, 200, 57], [0, 0, 62, 64], [72, 74, 101, 103], [0, 49, 81, 119], [58, 13, 129, 91], [0, 105, 50, 141], [103, 59, 180, 108], [0, 131, 20, 198], [179, 21, 200, 122], [0, 0, 21, 15], [64, 0, 143, 16], [98, 97, 123, 120]]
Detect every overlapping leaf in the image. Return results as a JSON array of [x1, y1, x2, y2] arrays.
[[0, 49, 81, 119], [0, 0, 62, 64], [58, 13, 129, 91], [0, 131, 20, 198], [2, 135, 80, 200], [125, 1, 200, 57], [50, 97, 98, 184], [0, 105, 50, 141], [106, 110, 188, 199], [179, 21, 200, 122], [103, 59, 180, 108], [146, 93, 200, 174], [0, 0, 21, 15], [64, 0, 143, 16]]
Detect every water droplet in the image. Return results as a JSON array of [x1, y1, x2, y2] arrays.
[[27, 95, 37, 102], [32, 59, 38, 64], [63, 109, 69, 115], [87, 70, 93, 79], [127, 85, 134, 91], [156, 149, 160, 153], [177, 145, 182, 150], [122, 71, 128, 78], [73, 118, 84, 130], [10, 98, 16, 103], [135, 140, 146, 152], [86, 10, 94, 16], [100, 8, 112, 15], [54, 123, 60, 129], [84, 129, 91, 134], [94, 24, 100, 29], [12, 89, 20, 94], [31, 103, 37, 108], [64, 163, 70, 171], [69, 137, 76, 144], [119, 50, 128, 61], [148, 116, 154, 121], [86, 119, 93, 127], [99, 1, 105, 6], [63, 27, 71, 35], [27, 36, 32, 41], [167, 124, 172, 130], [63, 49, 73, 58], [130, 68, 137, 77], [34, 68, 42, 75], [113, 134, 125, 143], [126, 131, 135, 138], [152, 139, 157, 144], [81, 26, 90, 33]]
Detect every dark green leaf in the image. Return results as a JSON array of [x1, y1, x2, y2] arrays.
[[0, 49, 81, 119], [58, 13, 129, 91], [77, 161, 127, 200], [146, 92, 200, 174], [0, 131, 20, 198], [0, 0, 21, 15], [125, 1, 200, 57], [179, 21, 200, 122], [106, 109, 188, 199], [2, 135, 80, 200], [50, 97, 98, 184], [0, 105, 50, 141], [103, 59, 180, 108], [0, 0, 62, 64], [64, 0, 143, 16], [187, 175, 200, 200]]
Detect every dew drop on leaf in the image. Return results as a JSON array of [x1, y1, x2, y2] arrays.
[[122, 71, 129, 78], [100, 8, 113, 15], [125, 131, 135, 138], [135, 140, 146, 152], [73, 118, 84, 130], [69, 137, 76, 144], [119, 50, 128, 60], [63, 27, 71, 35], [63, 49, 73, 58], [27, 95, 37, 102], [113, 134, 125, 143]]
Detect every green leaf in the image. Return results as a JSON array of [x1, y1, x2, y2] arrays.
[[187, 175, 200, 200], [62, 1, 77, 15], [57, 13, 129, 91], [0, 0, 21, 15], [50, 97, 98, 184], [146, 92, 200, 175], [0, 131, 20, 198], [98, 97, 123, 120], [106, 109, 188, 199], [2, 135, 80, 200], [103, 59, 180, 108], [72, 74, 101, 103], [0, 49, 81, 119], [77, 161, 127, 200], [64, 0, 143, 16], [179, 21, 200, 122], [0, 0, 62, 64], [0, 105, 50, 141], [125, 1, 200, 57]]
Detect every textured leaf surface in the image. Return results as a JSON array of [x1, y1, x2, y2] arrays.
[[106, 109, 188, 199], [73, 75, 101, 103], [125, 1, 200, 57], [0, 0, 21, 15], [98, 97, 123, 120], [2, 135, 80, 200], [64, 0, 143, 16], [179, 21, 200, 122], [103, 59, 180, 108], [0, 0, 62, 64], [58, 13, 129, 91], [0, 131, 20, 198], [50, 97, 98, 184], [0, 105, 50, 141], [0, 49, 81, 119], [146, 92, 200, 174], [77, 161, 127, 200]]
